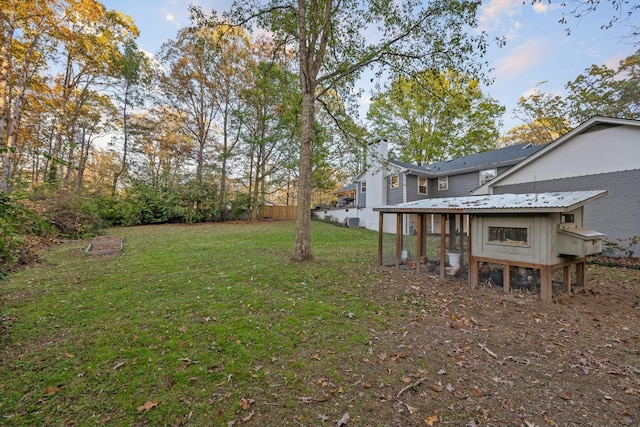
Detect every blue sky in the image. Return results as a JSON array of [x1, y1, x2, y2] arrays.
[[101, 0, 637, 133]]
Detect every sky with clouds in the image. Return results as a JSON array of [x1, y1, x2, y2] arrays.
[[101, 0, 637, 133]]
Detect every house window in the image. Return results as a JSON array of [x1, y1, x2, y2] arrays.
[[488, 226, 529, 246], [479, 168, 497, 186], [418, 177, 427, 195], [438, 176, 448, 190], [389, 175, 399, 188], [361, 181, 367, 193]]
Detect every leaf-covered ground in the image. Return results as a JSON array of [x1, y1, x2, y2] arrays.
[[0, 223, 638, 426], [222, 258, 640, 427]]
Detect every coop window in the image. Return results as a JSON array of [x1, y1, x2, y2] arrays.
[[561, 213, 574, 224], [488, 226, 529, 246], [418, 177, 427, 194], [389, 175, 399, 188], [438, 176, 448, 191]]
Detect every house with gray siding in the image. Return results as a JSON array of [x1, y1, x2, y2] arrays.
[[472, 116, 640, 254], [318, 139, 545, 232]]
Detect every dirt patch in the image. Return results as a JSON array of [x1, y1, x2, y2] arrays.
[[345, 260, 640, 426], [85, 236, 123, 255]]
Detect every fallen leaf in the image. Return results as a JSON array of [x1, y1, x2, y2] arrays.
[[112, 361, 125, 371], [136, 399, 158, 413], [558, 390, 572, 400], [474, 386, 483, 397], [44, 386, 59, 396], [299, 396, 313, 404], [425, 413, 438, 426], [240, 398, 254, 410], [336, 412, 350, 426]]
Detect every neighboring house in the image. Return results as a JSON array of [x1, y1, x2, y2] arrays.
[[335, 183, 356, 208], [472, 116, 640, 253], [318, 139, 546, 232]]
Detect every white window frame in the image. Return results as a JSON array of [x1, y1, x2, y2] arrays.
[[479, 168, 497, 186], [361, 181, 367, 193], [389, 174, 399, 188], [418, 176, 427, 195], [438, 176, 448, 191]]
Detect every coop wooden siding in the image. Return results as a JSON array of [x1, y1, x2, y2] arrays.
[[493, 169, 640, 244]]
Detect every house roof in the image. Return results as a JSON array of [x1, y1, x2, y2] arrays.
[[334, 183, 357, 194], [422, 142, 546, 176], [373, 190, 607, 214], [472, 116, 640, 195]]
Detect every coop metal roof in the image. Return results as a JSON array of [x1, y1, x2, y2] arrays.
[[373, 190, 608, 214]]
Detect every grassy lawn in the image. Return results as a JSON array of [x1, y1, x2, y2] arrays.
[[0, 221, 403, 426]]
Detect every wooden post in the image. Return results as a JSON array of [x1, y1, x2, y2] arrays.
[[467, 215, 473, 287], [440, 215, 446, 279], [416, 213, 423, 274], [458, 214, 464, 268], [540, 265, 553, 302], [563, 265, 572, 294], [395, 214, 403, 272], [378, 212, 384, 266], [503, 263, 511, 294]]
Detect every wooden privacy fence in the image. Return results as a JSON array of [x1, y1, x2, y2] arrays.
[[259, 205, 297, 220]]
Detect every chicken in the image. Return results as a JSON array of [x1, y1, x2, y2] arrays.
[[479, 262, 491, 281], [445, 266, 460, 278]]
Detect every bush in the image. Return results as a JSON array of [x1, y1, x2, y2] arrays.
[[39, 191, 105, 238], [0, 192, 50, 276]]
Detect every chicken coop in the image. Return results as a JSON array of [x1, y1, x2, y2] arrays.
[[374, 190, 607, 302]]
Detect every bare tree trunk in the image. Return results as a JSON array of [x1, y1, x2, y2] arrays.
[[292, 90, 314, 260]]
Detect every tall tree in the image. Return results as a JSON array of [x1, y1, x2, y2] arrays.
[[0, 0, 55, 192], [47, 0, 138, 184], [367, 69, 504, 164], [109, 39, 150, 196], [203, 0, 490, 260], [157, 25, 223, 187]]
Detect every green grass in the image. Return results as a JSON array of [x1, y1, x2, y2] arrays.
[[0, 221, 397, 426]]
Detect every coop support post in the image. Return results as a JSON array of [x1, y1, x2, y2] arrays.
[[395, 214, 403, 272], [378, 212, 384, 266], [540, 265, 553, 302], [440, 215, 446, 279], [502, 263, 511, 294], [416, 213, 423, 274], [467, 215, 473, 287], [564, 265, 572, 294]]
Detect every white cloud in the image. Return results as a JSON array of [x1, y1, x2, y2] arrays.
[[532, 3, 549, 13], [496, 39, 547, 79], [479, 0, 521, 30]]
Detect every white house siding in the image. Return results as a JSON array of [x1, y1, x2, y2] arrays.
[[490, 124, 640, 188]]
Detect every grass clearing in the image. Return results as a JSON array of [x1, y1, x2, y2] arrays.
[[0, 221, 394, 426], [3, 221, 638, 426]]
